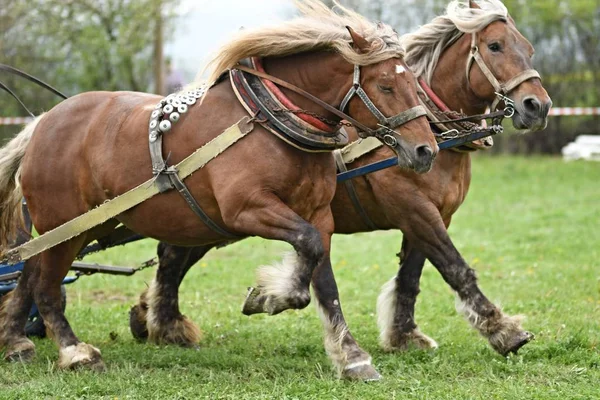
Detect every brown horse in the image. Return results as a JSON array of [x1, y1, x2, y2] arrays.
[[0, 1, 437, 380], [129, 0, 551, 359]]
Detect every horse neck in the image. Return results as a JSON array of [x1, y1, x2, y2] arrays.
[[262, 52, 353, 121], [430, 34, 489, 117]]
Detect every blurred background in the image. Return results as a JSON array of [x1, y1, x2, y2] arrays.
[[1, 0, 598, 153]]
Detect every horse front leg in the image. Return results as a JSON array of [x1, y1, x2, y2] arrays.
[[403, 204, 533, 356], [376, 237, 438, 351], [130, 243, 213, 347], [312, 236, 381, 381]]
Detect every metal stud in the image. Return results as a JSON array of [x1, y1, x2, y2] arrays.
[[185, 97, 196, 105], [154, 101, 164, 109], [169, 112, 180, 122], [159, 120, 172, 132], [151, 110, 162, 119], [177, 104, 188, 114], [163, 104, 174, 114], [171, 99, 182, 107], [149, 120, 158, 129], [149, 131, 158, 142]]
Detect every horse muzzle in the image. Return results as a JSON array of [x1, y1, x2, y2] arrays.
[[512, 95, 552, 132], [383, 133, 437, 174]]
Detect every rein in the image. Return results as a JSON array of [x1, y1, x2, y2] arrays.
[[235, 64, 427, 150]]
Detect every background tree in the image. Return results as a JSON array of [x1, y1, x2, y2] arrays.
[[1, 0, 179, 139]]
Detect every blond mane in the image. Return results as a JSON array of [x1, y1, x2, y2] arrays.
[[401, 0, 508, 84], [204, 0, 404, 84]]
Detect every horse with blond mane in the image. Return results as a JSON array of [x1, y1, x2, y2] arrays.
[[0, 1, 436, 380], [129, 0, 551, 365]]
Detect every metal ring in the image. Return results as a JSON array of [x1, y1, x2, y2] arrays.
[[504, 107, 515, 118], [383, 134, 398, 147]]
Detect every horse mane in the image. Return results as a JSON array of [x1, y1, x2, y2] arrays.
[[204, 0, 404, 84], [401, 0, 508, 85]]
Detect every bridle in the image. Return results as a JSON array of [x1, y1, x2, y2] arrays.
[[235, 63, 427, 154], [465, 32, 541, 113], [338, 64, 427, 148]]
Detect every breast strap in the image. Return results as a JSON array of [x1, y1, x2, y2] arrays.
[[148, 88, 241, 239]]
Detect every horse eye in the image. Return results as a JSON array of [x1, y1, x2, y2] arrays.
[[488, 42, 502, 52], [377, 84, 393, 93]]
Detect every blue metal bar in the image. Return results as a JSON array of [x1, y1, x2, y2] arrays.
[[337, 129, 499, 182]]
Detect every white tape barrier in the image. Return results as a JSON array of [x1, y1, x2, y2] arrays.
[[1, 108, 599, 125], [0, 117, 33, 125], [549, 107, 600, 116]]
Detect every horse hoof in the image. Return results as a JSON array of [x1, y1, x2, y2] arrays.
[[342, 363, 382, 382], [4, 339, 36, 363], [5, 347, 36, 363], [129, 305, 149, 341], [502, 331, 534, 356], [384, 329, 438, 352], [241, 287, 266, 316], [58, 343, 105, 372]]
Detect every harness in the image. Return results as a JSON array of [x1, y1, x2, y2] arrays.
[[336, 32, 542, 230], [231, 58, 427, 155]]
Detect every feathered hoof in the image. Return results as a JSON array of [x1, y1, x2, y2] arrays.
[[58, 343, 105, 372], [129, 304, 149, 341], [242, 286, 310, 316], [147, 315, 202, 348], [342, 363, 382, 382], [384, 329, 438, 352], [494, 330, 534, 357], [4, 338, 36, 363]]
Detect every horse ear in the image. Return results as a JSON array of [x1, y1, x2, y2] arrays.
[[346, 26, 370, 53], [469, 0, 481, 9]]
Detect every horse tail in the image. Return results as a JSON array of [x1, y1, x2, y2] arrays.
[[0, 114, 44, 248]]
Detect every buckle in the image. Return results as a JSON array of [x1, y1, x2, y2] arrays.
[[494, 92, 515, 118]]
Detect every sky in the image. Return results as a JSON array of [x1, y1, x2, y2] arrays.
[[165, 0, 295, 81]]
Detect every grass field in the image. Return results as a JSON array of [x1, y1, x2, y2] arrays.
[[1, 156, 599, 399]]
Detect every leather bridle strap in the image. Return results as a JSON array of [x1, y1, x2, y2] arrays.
[[466, 33, 540, 111], [340, 64, 427, 132]]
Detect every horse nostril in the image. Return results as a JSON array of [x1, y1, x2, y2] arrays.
[[415, 144, 434, 161], [522, 96, 542, 116]]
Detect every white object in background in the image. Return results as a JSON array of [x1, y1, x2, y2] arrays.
[[562, 135, 600, 161]]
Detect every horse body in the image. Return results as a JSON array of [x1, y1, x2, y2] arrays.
[[0, 1, 437, 381]]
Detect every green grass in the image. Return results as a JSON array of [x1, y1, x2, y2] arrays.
[[1, 156, 600, 399]]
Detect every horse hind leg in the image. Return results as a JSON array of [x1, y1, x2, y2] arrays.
[[34, 240, 104, 371], [132, 242, 212, 347], [0, 256, 38, 362], [427, 236, 532, 355], [376, 239, 437, 352]]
